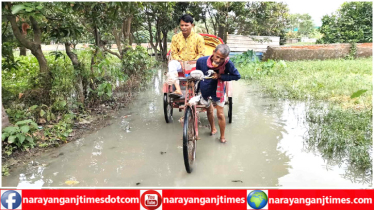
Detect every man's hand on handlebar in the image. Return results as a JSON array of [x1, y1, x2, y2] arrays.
[[211, 72, 221, 80]]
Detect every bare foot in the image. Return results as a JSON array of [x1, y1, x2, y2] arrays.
[[210, 128, 217, 136], [170, 91, 183, 98], [172, 91, 182, 95], [220, 138, 226, 143]]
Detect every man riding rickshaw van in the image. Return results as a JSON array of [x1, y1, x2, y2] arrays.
[[166, 14, 205, 98]]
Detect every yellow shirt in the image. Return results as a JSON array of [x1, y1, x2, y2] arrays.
[[171, 31, 205, 61]]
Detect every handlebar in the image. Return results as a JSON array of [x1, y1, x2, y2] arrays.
[[186, 76, 212, 81]]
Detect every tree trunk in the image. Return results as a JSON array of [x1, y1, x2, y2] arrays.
[[207, 7, 217, 35], [218, 24, 224, 41], [204, 18, 209, 34], [162, 30, 168, 61], [20, 46, 26, 56], [129, 32, 134, 46], [65, 43, 84, 104], [217, 10, 225, 40], [90, 26, 100, 92], [112, 28, 123, 59], [92, 25, 100, 70], [146, 13, 159, 60], [30, 46, 49, 74], [7, 12, 49, 74], [122, 15, 133, 46]]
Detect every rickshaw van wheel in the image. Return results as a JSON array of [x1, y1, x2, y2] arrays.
[[163, 93, 173, 123], [228, 97, 232, 123]]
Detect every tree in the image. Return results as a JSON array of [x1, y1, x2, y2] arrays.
[[43, 2, 86, 103], [236, 2, 290, 37], [289, 13, 314, 37], [143, 2, 177, 61], [4, 2, 49, 75], [203, 2, 246, 42], [318, 2, 372, 43]]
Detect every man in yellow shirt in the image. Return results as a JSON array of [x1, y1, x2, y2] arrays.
[[168, 14, 205, 98]]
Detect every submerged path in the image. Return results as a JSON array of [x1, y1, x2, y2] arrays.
[[2, 69, 370, 188]]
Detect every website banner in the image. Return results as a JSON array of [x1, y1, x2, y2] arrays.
[[0, 189, 373, 210]]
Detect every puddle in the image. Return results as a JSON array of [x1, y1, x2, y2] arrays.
[[2, 69, 371, 188]]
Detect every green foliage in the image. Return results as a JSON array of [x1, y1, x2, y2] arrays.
[[237, 56, 372, 172], [3, 103, 76, 152], [346, 42, 357, 60], [1, 2, 157, 158], [318, 2, 372, 44], [11, 3, 44, 15], [48, 54, 76, 100], [2, 55, 39, 104], [231, 50, 260, 65], [351, 90, 368, 99], [288, 13, 314, 36], [43, 120, 73, 144], [307, 106, 372, 172], [5, 108, 27, 122], [121, 46, 152, 76], [2, 119, 38, 152], [89, 81, 113, 101], [2, 165, 10, 176], [232, 51, 287, 79], [234, 2, 289, 40], [237, 57, 372, 109], [6, 104, 55, 124]]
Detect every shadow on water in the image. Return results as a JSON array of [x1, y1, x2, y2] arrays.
[[2, 68, 372, 188]]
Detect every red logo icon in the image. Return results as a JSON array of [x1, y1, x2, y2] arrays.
[[140, 190, 162, 210]]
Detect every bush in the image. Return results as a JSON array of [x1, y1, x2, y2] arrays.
[[121, 46, 152, 77], [2, 119, 38, 153], [232, 50, 287, 80]]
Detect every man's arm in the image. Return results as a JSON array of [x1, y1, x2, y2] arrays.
[[193, 35, 205, 60], [171, 36, 182, 60], [220, 61, 241, 81]]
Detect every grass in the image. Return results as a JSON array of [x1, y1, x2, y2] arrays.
[[236, 57, 373, 175], [239, 58, 372, 110]]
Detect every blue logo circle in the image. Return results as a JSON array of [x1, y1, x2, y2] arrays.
[[247, 190, 268, 209], [1, 191, 22, 209]]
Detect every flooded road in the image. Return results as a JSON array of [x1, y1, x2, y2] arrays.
[[2, 69, 371, 188]]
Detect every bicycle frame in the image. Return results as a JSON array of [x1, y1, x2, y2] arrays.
[[184, 79, 199, 140]]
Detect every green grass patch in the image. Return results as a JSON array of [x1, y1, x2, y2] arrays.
[[234, 55, 372, 174], [307, 106, 372, 171], [238, 58, 372, 109]]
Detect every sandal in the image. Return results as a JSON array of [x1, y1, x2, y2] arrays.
[[220, 138, 226, 143]]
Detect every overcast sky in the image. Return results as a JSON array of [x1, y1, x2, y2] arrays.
[[283, 0, 348, 26]]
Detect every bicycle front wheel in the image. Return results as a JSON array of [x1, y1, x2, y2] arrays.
[[183, 106, 196, 173]]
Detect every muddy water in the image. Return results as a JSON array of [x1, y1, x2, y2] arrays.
[[2, 70, 371, 188]]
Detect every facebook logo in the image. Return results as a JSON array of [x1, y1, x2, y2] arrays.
[[1, 190, 22, 209]]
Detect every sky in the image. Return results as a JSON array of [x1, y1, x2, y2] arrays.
[[283, 0, 348, 26]]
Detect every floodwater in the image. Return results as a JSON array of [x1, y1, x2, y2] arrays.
[[2, 69, 371, 188]]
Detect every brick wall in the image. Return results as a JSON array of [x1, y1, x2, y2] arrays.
[[262, 43, 372, 61]]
